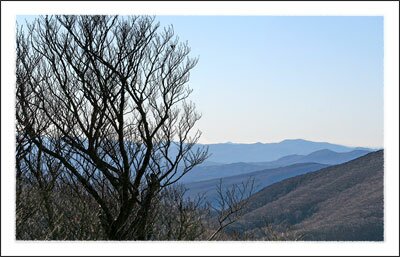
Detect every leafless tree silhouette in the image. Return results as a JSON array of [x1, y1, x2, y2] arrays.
[[16, 15, 208, 240], [208, 178, 255, 240]]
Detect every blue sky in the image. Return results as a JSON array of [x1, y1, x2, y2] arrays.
[[155, 16, 383, 148], [17, 16, 384, 148]]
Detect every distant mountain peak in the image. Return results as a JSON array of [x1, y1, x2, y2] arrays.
[[280, 138, 307, 143], [196, 139, 373, 163], [309, 149, 337, 154]]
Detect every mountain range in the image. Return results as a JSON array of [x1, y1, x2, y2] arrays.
[[184, 162, 329, 204], [230, 150, 384, 241], [181, 148, 371, 183], [194, 139, 373, 163]]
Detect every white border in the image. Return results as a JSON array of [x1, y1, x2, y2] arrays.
[[2, 1, 399, 256]]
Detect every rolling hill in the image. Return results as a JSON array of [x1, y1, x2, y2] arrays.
[[231, 150, 384, 241], [193, 139, 371, 163], [180, 149, 370, 183], [253, 149, 371, 166], [183, 162, 329, 204]]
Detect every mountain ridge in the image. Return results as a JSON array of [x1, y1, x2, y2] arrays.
[[181, 148, 371, 183], [184, 162, 330, 204], [193, 139, 374, 163], [231, 150, 384, 241]]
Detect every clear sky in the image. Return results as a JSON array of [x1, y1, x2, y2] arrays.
[[155, 16, 383, 148], [17, 16, 384, 148]]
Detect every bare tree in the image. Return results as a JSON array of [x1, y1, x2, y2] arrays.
[[16, 15, 208, 240], [152, 185, 208, 240], [208, 178, 255, 240]]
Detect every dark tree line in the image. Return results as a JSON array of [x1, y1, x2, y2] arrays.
[[16, 15, 253, 240]]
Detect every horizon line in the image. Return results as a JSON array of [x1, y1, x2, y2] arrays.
[[196, 138, 382, 149]]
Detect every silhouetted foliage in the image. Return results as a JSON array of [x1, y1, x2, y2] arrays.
[[16, 15, 259, 241], [16, 15, 210, 240]]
